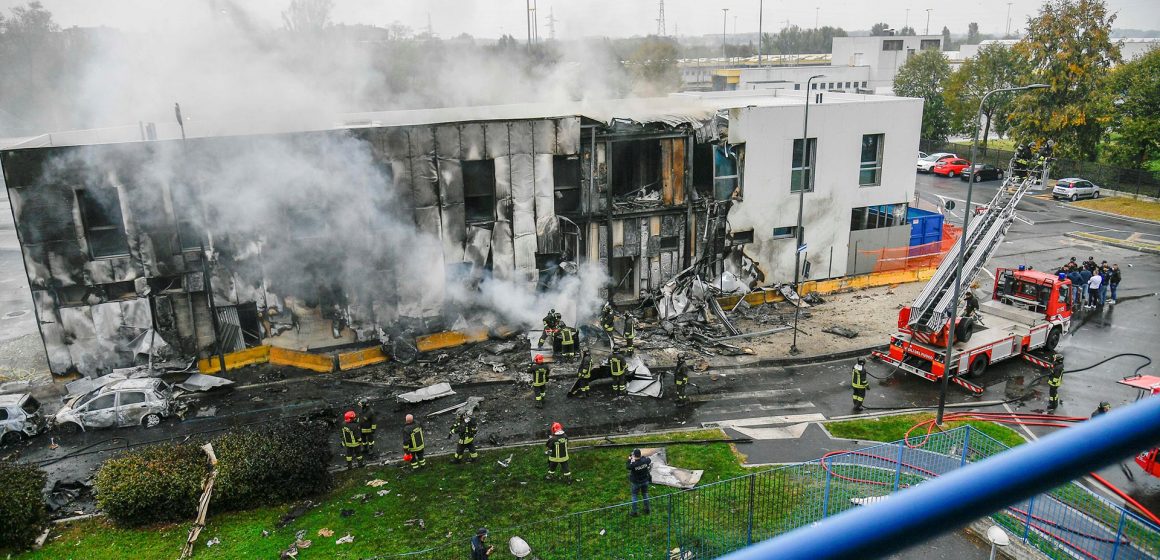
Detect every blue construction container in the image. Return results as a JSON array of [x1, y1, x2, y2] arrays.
[[907, 208, 944, 247]]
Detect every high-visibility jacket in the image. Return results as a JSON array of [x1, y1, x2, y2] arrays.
[[559, 328, 575, 347], [577, 356, 591, 379], [358, 407, 377, 433], [1048, 366, 1063, 388], [404, 423, 425, 452], [624, 318, 635, 338], [547, 434, 570, 463], [450, 416, 477, 444], [531, 364, 550, 387], [851, 364, 869, 390], [341, 425, 362, 448], [609, 355, 625, 377], [674, 361, 688, 386]]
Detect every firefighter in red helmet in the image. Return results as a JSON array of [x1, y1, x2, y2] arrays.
[[530, 354, 550, 409], [341, 410, 364, 469], [545, 421, 571, 483]]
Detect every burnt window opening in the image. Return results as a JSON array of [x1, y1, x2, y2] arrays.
[[729, 229, 755, 244], [463, 159, 497, 223], [553, 155, 581, 214], [177, 217, 203, 251], [104, 281, 137, 300], [693, 143, 713, 191], [77, 188, 129, 259], [659, 234, 680, 251], [610, 140, 661, 198], [609, 256, 636, 300], [850, 203, 908, 231]]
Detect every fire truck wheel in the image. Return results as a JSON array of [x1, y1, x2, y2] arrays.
[[968, 355, 989, 378], [1045, 327, 1061, 351]]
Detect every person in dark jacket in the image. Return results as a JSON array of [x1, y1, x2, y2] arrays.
[[1068, 269, 1085, 309], [357, 398, 377, 457], [545, 422, 572, 483], [403, 414, 426, 469], [572, 349, 592, 398], [530, 354, 550, 408], [627, 448, 652, 516], [448, 410, 479, 464], [1108, 264, 1122, 304], [470, 527, 494, 559], [1092, 402, 1111, 418], [673, 355, 689, 404]]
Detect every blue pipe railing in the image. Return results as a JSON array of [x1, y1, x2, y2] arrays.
[[719, 396, 1160, 560]]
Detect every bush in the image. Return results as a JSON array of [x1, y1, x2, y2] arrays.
[[0, 461, 49, 550], [94, 421, 332, 527]]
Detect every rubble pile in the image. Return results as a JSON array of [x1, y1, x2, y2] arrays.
[[346, 337, 531, 387]]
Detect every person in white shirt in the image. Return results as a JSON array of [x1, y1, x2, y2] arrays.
[[1086, 272, 1102, 310]]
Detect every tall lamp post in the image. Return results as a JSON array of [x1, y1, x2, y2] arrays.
[[934, 83, 1050, 424], [790, 74, 825, 355], [721, 8, 730, 64]]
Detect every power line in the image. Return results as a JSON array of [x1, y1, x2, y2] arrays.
[[657, 0, 666, 37]]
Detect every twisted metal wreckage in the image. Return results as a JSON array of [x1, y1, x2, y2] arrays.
[[2, 98, 771, 380]]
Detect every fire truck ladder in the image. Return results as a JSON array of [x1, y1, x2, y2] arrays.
[[907, 157, 1052, 334]]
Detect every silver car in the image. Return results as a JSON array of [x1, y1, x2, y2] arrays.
[[54, 378, 173, 432], [1052, 178, 1101, 201], [0, 393, 44, 444]]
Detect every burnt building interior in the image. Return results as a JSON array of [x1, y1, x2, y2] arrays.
[[1, 104, 756, 378]]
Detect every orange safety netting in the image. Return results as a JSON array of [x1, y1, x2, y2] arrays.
[[860, 224, 962, 273]]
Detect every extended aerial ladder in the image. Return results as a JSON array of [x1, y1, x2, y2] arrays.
[[907, 156, 1052, 338]]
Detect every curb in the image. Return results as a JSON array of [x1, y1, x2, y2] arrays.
[[705, 344, 887, 372], [1062, 203, 1160, 226], [1064, 231, 1160, 256]]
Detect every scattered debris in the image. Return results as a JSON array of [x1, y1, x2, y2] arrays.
[[599, 529, 606, 536], [777, 285, 810, 308], [195, 406, 218, 418], [822, 326, 859, 339], [396, 382, 456, 404], [46, 478, 92, 512], [0, 380, 32, 394], [277, 501, 316, 528], [205, 537, 220, 547], [176, 373, 235, 392], [404, 518, 426, 529], [295, 539, 311, 549], [712, 326, 792, 342], [336, 534, 354, 545], [262, 530, 270, 537], [851, 495, 889, 506], [366, 479, 388, 487], [643, 448, 703, 489], [349, 493, 366, 501], [376, 489, 391, 496], [497, 454, 514, 468], [426, 396, 484, 418], [340, 509, 355, 518], [318, 528, 334, 537], [804, 292, 826, 305], [294, 530, 306, 541]]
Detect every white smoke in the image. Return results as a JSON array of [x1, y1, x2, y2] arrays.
[[446, 262, 610, 330]]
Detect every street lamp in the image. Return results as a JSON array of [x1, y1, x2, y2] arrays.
[[721, 8, 729, 64], [934, 83, 1049, 424], [790, 74, 825, 355]]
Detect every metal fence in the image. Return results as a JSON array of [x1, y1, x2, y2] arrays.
[[375, 426, 1160, 559], [920, 138, 1160, 199]]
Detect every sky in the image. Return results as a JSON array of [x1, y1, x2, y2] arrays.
[[5, 0, 1158, 40]]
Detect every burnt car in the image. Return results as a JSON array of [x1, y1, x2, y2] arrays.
[[54, 378, 173, 432], [1, 393, 44, 444]]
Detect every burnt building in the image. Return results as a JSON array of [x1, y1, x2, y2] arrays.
[[1, 91, 921, 377]]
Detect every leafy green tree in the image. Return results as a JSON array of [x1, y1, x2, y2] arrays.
[[1102, 48, 1160, 169], [943, 44, 1031, 146], [1011, 0, 1121, 159], [870, 23, 892, 36], [899, 26, 917, 36], [966, 22, 981, 45], [894, 49, 953, 141], [941, 26, 953, 50], [761, 26, 847, 55]]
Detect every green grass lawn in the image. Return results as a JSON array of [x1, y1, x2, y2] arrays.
[[824, 412, 1027, 449], [19, 429, 751, 559], [1073, 196, 1160, 222]]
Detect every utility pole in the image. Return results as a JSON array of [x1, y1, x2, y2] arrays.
[[548, 6, 557, 40], [657, 0, 666, 37], [815, 7, 819, 30], [758, 0, 764, 66], [426, 12, 433, 37], [905, 8, 910, 29], [1005, 2, 1013, 37], [925, 8, 932, 35], [791, 75, 825, 355], [721, 8, 729, 65], [526, 0, 532, 50]]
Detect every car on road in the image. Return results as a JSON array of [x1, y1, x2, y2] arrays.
[[1052, 178, 1101, 201], [932, 158, 972, 177], [0, 393, 44, 444], [960, 164, 1004, 183], [53, 378, 174, 432], [917, 152, 957, 173]]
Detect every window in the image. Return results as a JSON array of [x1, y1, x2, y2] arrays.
[[611, 139, 662, 197], [772, 226, 798, 239], [463, 159, 497, 223], [920, 39, 941, 50], [553, 155, 581, 213], [77, 188, 129, 258], [87, 394, 116, 411], [659, 235, 680, 251], [811, 83, 817, 90], [713, 144, 743, 200], [729, 229, 754, 244], [882, 39, 903, 51], [845, 81, 852, 88], [793, 84, 801, 91], [21, 396, 38, 415], [119, 392, 146, 406], [850, 204, 908, 231], [0, 409, 7, 421], [859, 134, 884, 186], [791, 138, 816, 192], [862, 81, 867, 88]]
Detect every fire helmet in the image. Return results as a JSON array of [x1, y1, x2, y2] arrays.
[[534, 354, 545, 364], [550, 421, 563, 434], [344, 410, 357, 423]]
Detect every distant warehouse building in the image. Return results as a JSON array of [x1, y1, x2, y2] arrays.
[[0, 90, 922, 376]]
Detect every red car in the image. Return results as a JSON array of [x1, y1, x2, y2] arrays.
[[932, 158, 971, 177]]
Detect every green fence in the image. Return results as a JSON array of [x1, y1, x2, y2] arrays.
[[374, 426, 1160, 559]]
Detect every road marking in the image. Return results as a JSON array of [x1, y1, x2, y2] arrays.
[[1070, 220, 1126, 233], [688, 388, 800, 402], [981, 267, 996, 280], [701, 413, 826, 428], [1004, 402, 1039, 442], [730, 423, 811, 440]]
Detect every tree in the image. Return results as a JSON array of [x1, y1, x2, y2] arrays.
[[627, 37, 682, 95], [762, 26, 847, 55], [1011, 0, 1120, 159], [870, 23, 892, 36], [941, 26, 953, 50], [966, 22, 981, 44], [281, 0, 333, 32], [894, 49, 952, 141], [1102, 48, 1160, 169], [899, 26, 917, 36], [943, 44, 1031, 146]]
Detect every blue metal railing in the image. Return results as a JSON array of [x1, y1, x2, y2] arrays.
[[377, 398, 1160, 559]]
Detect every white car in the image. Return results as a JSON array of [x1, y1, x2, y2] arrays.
[[54, 378, 174, 432], [1, 393, 44, 444], [1052, 178, 1100, 201], [917, 152, 957, 173]]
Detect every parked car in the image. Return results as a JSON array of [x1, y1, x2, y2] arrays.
[[960, 164, 1004, 183], [1052, 178, 1101, 201], [917, 152, 957, 173], [932, 158, 972, 177], [0, 393, 44, 444], [54, 378, 174, 432]]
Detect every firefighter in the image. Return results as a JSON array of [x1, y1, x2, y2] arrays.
[[851, 358, 869, 411], [623, 314, 637, 355], [573, 348, 592, 398], [963, 291, 980, 319], [545, 421, 572, 483], [1047, 355, 1064, 412], [1013, 143, 1033, 178], [403, 413, 426, 469], [1092, 401, 1111, 418], [531, 354, 550, 408], [448, 409, 479, 464], [341, 410, 364, 469], [608, 349, 627, 396], [537, 308, 562, 348], [600, 302, 616, 333], [673, 354, 689, 404], [357, 398, 377, 457], [558, 325, 577, 360]]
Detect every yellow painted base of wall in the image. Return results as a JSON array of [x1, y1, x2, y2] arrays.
[[416, 329, 489, 353], [338, 346, 389, 371], [716, 266, 938, 310], [197, 345, 270, 373], [269, 347, 337, 373]]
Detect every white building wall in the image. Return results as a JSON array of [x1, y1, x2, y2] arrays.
[[724, 93, 924, 284], [832, 36, 942, 92], [737, 66, 871, 92]]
